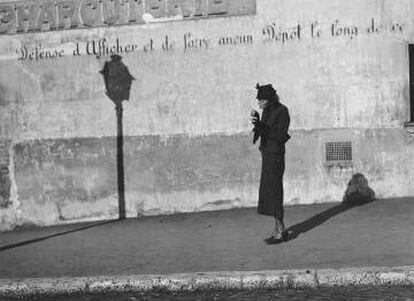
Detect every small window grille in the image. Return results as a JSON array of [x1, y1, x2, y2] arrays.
[[325, 141, 352, 163]]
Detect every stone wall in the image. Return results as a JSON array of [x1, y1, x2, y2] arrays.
[[1, 0, 414, 230]]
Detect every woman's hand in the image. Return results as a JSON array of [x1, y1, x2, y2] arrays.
[[251, 116, 259, 125], [250, 109, 259, 125]]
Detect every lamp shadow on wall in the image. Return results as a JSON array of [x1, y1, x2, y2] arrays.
[[0, 220, 118, 252], [278, 173, 376, 244]]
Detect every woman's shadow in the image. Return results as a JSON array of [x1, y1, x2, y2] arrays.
[[284, 200, 370, 241], [267, 173, 376, 244]]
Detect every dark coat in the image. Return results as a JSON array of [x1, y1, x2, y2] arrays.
[[254, 102, 291, 218], [256, 102, 290, 153]]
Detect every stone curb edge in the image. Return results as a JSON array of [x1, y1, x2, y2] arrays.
[[1, 266, 413, 298]]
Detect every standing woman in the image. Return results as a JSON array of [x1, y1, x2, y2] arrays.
[[251, 83, 291, 243]]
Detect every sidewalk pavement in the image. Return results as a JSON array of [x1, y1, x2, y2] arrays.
[[0, 198, 413, 297]]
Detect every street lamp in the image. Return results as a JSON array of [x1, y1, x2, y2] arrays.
[[100, 54, 135, 220]]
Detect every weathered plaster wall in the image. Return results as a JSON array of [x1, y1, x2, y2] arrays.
[[1, 0, 414, 230]]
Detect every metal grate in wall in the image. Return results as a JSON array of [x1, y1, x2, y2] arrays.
[[325, 141, 352, 163]]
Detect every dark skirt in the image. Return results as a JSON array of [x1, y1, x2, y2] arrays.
[[257, 153, 285, 219]]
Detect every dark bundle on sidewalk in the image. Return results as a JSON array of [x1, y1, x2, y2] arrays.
[[342, 173, 375, 205]]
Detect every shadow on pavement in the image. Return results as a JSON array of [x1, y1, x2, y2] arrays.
[[267, 173, 377, 245], [266, 200, 374, 245], [0, 220, 119, 252], [286, 200, 373, 242]]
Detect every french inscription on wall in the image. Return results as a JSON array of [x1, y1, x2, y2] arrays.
[[0, 140, 11, 208], [0, 0, 256, 35]]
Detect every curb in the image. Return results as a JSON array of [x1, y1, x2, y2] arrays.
[[1, 266, 413, 298]]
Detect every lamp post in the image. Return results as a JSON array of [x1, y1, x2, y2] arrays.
[[100, 54, 135, 220]]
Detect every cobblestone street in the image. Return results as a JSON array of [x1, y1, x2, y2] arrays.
[[1, 199, 414, 299], [7, 285, 414, 301]]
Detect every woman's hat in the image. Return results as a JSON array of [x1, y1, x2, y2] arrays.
[[255, 83, 277, 100]]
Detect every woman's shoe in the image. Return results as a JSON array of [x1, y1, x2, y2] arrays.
[[264, 230, 288, 244]]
